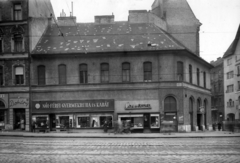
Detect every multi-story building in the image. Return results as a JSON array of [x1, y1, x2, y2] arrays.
[[223, 25, 240, 121], [29, 0, 213, 133], [210, 57, 224, 124], [0, 0, 53, 131]]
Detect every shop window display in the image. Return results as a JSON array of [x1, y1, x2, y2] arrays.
[[119, 115, 144, 128], [77, 114, 113, 128], [150, 114, 159, 128], [35, 117, 48, 128], [77, 116, 90, 128]]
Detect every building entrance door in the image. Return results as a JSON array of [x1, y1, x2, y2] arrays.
[[197, 114, 202, 130], [49, 114, 56, 131], [143, 113, 150, 128], [14, 109, 25, 130]]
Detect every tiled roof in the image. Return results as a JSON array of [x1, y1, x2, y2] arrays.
[[32, 22, 185, 54], [223, 25, 240, 58]]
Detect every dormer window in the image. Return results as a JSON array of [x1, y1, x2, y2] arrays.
[[13, 4, 22, 20]]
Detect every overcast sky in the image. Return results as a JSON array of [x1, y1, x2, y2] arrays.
[[50, 0, 240, 63]]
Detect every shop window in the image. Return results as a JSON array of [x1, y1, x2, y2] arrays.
[[76, 114, 112, 128], [13, 4, 22, 20], [164, 96, 177, 112], [77, 116, 90, 128], [203, 71, 206, 88], [38, 65, 45, 85], [0, 65, 3, 86], [226, 85, 233, 93], [143, 62, 152, 82], [58, 64, 66, 85], [150, 114, 160, 128], [189, 64, 192, 84], [101, 63, 109, 83], [79, 64, 88, 84], [177, 61, 183, 81], [227, 71, 234, 79], [14, 66, 24, 85], [197, 68, 200, 86], [122, 62, 130, 82], [34, 116, 48, 128], [118, 115, 143, 128]]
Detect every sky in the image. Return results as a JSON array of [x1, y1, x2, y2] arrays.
[[50, 0, 240, 63]]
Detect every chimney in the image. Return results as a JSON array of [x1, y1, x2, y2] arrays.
[[128, 10, 148, 23], [94, 15, 114, 23]]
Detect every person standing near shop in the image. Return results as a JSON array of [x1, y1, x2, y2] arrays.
[[103, 120, 108, 133], [20, 119, 25, 130], [217, 121, 222, 131]]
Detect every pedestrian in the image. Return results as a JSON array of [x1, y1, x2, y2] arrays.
[[20, 119, 25, 130], [217, 122, 221, 131]]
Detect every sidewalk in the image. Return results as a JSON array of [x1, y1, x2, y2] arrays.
[[1, 130, 240, 138]]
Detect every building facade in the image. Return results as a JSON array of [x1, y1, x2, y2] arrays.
[[210, 57, 224, 124], [223, 25, 240, 121], [0, 0, 53, 131], [30, 0, 213, 133]]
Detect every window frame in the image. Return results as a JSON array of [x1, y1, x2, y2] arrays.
[[226, 84, 234, 93], [177, 61, 184, 81], [0, 65, 4, 86], [203, 71, 206, 88], [100, 63, 109, 83], [197, 68, 200, 86], [143, 61, 152, 82], [13, 3, 22, 21], [37, 65, 46, 85], [14, 65, 24, 85], [79, 63, 88, 84], [12, 34, 24, 52], [122, 62, 130, 82], [58, 64, 67, 85], [227, 58, 232, 66], [189, 64, 192, 84]]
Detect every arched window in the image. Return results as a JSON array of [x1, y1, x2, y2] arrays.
[[0, 65, 3, 86], [189, 64, 192, 84], [101, 63, 109, 83], [177, 61, 183, 81], [58, 64, 66, 85], [164, 96, 177, 112], [122, 62, 130, 82], [38, 65, 45, 85], [0, 100, 5, 108], [79, 64, 88, 84], [143, 62, 152, 82], [197, 98, 201, 112], [197, 68, 200, 86]]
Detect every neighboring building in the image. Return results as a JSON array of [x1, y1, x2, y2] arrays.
[[0, 0, 53, 131], [30, 0, 213, 133], [210, 57, 224, 124], [223, 25, 240, 121]]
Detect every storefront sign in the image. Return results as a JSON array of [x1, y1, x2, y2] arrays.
[[125, 102, 151, 110], [9, 98, 29, 108], [32, 99, 114, 113]]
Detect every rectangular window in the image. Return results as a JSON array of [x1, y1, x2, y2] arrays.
[[119, 114, 144, 129], [101, 63, 109, 83], [0, 66, 3, 86], [122, 62, 130, 82], [238, 66, 240, 76], [226, 85, 233, 93], [15, 66, 24, 85], [189, 65, 192, 84], [76, 114, 113, 128], [13, 34, 23, 52], [227, 58, 232, 66], [203, 72, 206, 88], [144, 62, 152, 82], [238, 81, 240, 90], [79, 64, 88, 84], [13, 4, 22, 20], [38, 65, 45, 85], [177, 61, 183, 81], [197, 68, 200, 86], [227, 71, 234, 79], [0, 37, 2, 53], [58, 64, 66, 85]]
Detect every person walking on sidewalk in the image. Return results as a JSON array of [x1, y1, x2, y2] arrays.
[[217, 122, 222, 131]]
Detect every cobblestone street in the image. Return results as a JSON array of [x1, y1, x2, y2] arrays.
[[0, 137, 240, 163]]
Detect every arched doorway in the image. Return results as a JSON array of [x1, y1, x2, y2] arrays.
[[0, 100, 6, 130], [227, 113, 235, 121], [197, 98, 202, 130], [189, 97, 194, 131], [164, 96, 177, 132]]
